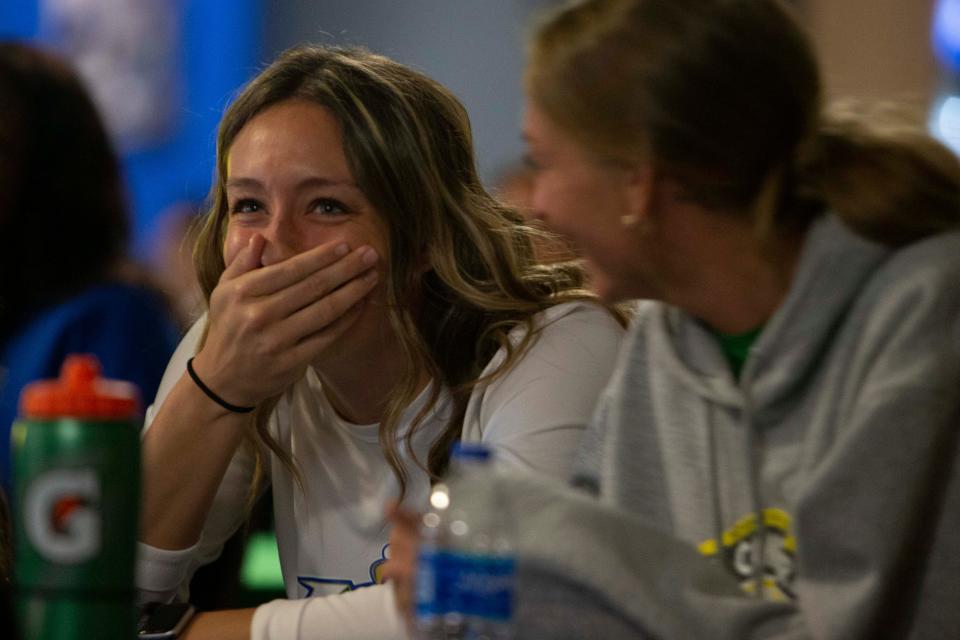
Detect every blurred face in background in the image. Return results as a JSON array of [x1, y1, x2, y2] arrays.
[[523, 103, 653, 302], [496, 164, 579, 264]]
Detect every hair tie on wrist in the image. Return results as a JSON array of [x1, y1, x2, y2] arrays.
[[186, 357, 256, 414]]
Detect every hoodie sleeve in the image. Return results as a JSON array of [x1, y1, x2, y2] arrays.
[[494, 239, 960, 639], [786, 241, 960, 639]]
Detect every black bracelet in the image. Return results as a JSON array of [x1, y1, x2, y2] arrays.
[[186, 357, 256, 414]]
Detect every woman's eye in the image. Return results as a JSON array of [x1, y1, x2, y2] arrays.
[[231, 199, 262, 214], [312, 198, 348, 216]]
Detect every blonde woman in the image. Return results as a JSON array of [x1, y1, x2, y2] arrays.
[[136, 45, 624, 638], [385, 0, 960, 637]]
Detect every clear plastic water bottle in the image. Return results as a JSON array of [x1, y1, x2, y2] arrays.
[[415, 442, 516, 640]]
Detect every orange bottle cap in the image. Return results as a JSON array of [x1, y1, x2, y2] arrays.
[[20, 354, 141, 420]]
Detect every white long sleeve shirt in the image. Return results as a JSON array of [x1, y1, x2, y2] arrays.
[[136, 301, 623, 639]]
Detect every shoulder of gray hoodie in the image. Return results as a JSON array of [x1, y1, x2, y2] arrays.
[[471, 215, 960, 639]]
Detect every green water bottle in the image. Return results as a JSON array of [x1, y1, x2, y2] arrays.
[[11, 355, 141, 639]]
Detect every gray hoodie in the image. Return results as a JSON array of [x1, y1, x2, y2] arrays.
[[471, 215, 960, 639]]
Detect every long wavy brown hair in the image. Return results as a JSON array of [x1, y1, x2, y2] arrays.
[[193, 45, 615, 498]]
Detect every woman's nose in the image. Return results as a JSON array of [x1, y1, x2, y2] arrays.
[[260, 215, 301, 266], [526, 201, 550, 226], [527, 185, 549, 223]]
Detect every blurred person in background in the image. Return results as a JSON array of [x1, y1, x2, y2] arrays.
[[0, 484, 11, 627], [387, 0, 960, 637], [0, 42, 181, 493], [137, 45, 623, 639], [150, 199, 206, 329]]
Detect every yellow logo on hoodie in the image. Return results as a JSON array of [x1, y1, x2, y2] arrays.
[[697, 507, 797, 601]]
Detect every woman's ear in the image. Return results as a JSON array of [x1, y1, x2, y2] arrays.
[[620, 163, 657, 229]]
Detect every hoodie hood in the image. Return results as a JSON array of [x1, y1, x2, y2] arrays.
[[651, 214, 889, 411]]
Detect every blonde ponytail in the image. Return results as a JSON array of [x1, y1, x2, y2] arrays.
[[794, 106, 960, 246]]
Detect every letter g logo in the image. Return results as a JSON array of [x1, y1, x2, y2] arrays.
[[25, 468, 101, 564]]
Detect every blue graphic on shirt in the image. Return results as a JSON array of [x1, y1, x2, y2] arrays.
[[298, 544, 391, 597]]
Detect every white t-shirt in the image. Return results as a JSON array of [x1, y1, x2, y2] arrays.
[[136, 301, 623, 638]]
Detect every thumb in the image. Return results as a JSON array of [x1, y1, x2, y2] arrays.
[[222, 234, 266, 280]]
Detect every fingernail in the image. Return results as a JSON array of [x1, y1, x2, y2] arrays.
[[364, 269, 379, 283], [335, 243, 349, 257], [362, 247, 379, 266]]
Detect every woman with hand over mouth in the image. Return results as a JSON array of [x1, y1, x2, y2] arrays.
[[137, 44, 624, 640]]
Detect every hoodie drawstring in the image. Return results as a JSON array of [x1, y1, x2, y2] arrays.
[[741, 352, 767, 599]]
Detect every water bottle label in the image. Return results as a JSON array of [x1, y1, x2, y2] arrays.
[[416, 547, 468, 617], [416, 546, 437, 617], [416, 548, 515, 622], [458, 555, 515, 621]]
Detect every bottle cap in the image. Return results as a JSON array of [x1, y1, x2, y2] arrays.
[[451, 442, 491, 461], [20, 354, 141, 420]]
